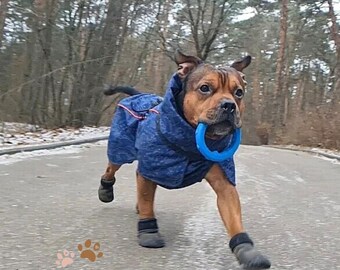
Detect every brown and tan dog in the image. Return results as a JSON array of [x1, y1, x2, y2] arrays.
[[99, 51, 271, 269]]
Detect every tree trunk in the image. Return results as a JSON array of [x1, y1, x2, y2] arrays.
[[251, 52, 261, 121], [34, 0, 59, 126], [273, 0, 288, 135], [326, 0, 340, 102], [154, 0, 171, 92], [0, 0, 9, 48]]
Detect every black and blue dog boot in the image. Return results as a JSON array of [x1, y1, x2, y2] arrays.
[[230, 233, 271, 269], [138, 218, 165, 248], [98, 178, 115, 203]]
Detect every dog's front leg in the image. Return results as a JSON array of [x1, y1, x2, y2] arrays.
[[205, 165, 271, 269], [98, 162, 120, 203], [136, 173, 165, 248]]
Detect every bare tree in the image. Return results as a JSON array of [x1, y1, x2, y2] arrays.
[[183, 0, 238, 60]]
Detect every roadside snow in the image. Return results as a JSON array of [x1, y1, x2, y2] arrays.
[[270, 144, 340, 161], [316, 155, 340, 165], [0, 141, 106, 165], [0, 122, 110, 149], [285, 144, 340, 157]]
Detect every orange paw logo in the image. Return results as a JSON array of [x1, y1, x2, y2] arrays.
[[78, 239, 103, 262]]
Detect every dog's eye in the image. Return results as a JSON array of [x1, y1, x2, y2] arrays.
[[234, 89, 244, 99], [199, 85, 211, 94]]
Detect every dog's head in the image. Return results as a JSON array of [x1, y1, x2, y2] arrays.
[[174, 50, 251, 139]]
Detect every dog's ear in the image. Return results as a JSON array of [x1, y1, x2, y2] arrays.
[[174, 49, 203, 79], [174, 49, 203, 67], [231, 55, 252, 72]]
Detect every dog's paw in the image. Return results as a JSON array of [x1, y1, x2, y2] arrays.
[[138, 231, 165, 248], [138, 218, 165, 248], [234, 243, 271, 269], [98, 179, 114, 203]]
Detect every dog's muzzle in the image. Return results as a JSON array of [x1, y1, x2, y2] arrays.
[[204, 99, 241, 138]]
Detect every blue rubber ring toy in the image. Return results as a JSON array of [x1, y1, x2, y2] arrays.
[[195, 123, 242, 162]]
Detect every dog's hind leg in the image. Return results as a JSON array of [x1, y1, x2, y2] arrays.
[[136, 173, 165, 248], [98, 162, 121, 203], [205, 165, 271, 269]]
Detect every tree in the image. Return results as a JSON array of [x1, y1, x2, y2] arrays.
[[326, 0, 340, 101], [273, 0, 289, 135], [0, 0, 9, 48]]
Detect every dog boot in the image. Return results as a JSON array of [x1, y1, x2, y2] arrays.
[[138, 218, 165, 248], [230, 233, 271, 269], [98, 178, 115, 203]]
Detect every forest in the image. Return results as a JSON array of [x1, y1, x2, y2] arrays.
[[0, 0, 339, 148]]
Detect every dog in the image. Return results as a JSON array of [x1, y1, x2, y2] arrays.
[[98, 50, 271, 269]]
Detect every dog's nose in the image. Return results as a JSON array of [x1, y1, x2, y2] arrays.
[[220, 99, 236, 113]]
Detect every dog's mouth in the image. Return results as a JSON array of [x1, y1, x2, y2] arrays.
[[205, 119, 236, 140]]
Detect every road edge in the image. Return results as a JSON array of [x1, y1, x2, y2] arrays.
[[265, 145, 340, 161], [1, 139, 339, 162]]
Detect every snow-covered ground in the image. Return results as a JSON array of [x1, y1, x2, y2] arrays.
[[0, 122, 110, 148], [268, 144, 340, 162], [0, 122, 110, 165], [0, 141, 107, 165], [275, 144, 340, 157]]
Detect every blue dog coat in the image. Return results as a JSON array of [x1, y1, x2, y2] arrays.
[[107, 74, 236, 189]]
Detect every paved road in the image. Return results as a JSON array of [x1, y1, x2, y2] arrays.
[[0, 143, 339, 270]]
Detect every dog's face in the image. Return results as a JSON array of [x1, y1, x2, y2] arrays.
[[175, 51, 251, 139]]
